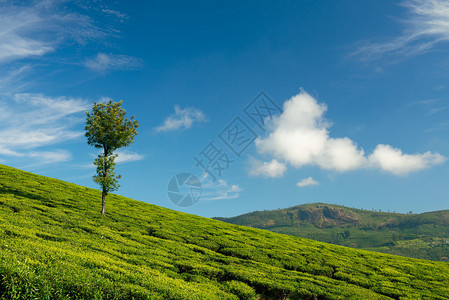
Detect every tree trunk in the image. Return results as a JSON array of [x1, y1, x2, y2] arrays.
[[102, 189, 106, 216], [102, 148, 108, 216]]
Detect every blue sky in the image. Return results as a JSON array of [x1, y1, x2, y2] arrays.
[[1, 0, 449, 217]]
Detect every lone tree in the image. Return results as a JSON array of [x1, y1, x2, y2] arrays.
[[85, 100, 139, 215]]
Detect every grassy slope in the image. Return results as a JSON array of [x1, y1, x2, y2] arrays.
[[214, 203, 449, 261], [0, 165, 448, 299]]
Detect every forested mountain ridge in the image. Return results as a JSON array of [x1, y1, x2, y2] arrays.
[[215, 203, 449, 261]]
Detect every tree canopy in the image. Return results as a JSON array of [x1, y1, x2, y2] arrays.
[[85, 100, 139, 215], [85, 100, 139, 154]]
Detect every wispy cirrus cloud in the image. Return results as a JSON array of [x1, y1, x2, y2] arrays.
[[427, 106, 446, 116], [155, 105, 207, 133], [25, 150, 72, 166], [0, 65, 32, 92], [114, 150, 144, 163], [0, 7, 52, 63], [84, 53, 143, 72], [0, 1, 141, 167], [0, 93, 89, 165], [101, 9, 128, 20], [0, 1, 106, 65], [0, 147, 72, 167], [411, 98, 447, 116], [0, 0, 141, 82], [351, 0, 449, 61], [200, 176, 241, 201]]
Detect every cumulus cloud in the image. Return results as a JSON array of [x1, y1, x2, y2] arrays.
[[352, 0, 449, 61], [249, 157, 287, 178], [155, 105, 207, 133], [368, 144, 446, 175], [297, 177, 319, 187], [256, 91, 367, 172], [84, 53, 143, 72], [255, 90, 445, 176]]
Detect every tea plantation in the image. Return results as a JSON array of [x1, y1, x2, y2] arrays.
[[215, 203, 449, 262], [0, 164, 449, 299]]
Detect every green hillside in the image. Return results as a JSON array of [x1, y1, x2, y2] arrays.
[[1, 164, 449, 299], [214, 203, 449, 261]]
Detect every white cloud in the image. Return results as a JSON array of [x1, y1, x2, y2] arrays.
[[155, 105, 207, 133], [368, 144, 446, 175], [249, 157, 287, 178], [84, 53, 143, 72], [0, 1, 137, 110], [0, 1, 141, 167], [0, 0, 141, 92], [0, 93, 89, 164], [427, 107, 446, 116], [28, 150, 72, 165], [114, 150, 144, 163], [407, 98, 447, 117], [0, 147, 72, 166], [352, 0, 449, 60], [14, 93, 88, 118], [256, 90, 367, 172], [101, 9, 128, 20], [0, 1, 106, 65], [0, 65, 33, 92], [255, 90, 445, 176], [200, 176, 241, 201], [0, 8, 52, 63], [297, 177, 319, 187]]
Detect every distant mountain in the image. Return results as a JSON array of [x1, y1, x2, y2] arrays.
[[215, 203, 449, 261]]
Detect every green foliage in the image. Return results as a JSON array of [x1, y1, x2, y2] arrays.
[[85, 100, 138, 214], [216, 203, 449, 261], [93, 154, 121, 193], [0, 164, 449, 299], [85, 100, 138, 153], [222, 281, 256, 299]]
